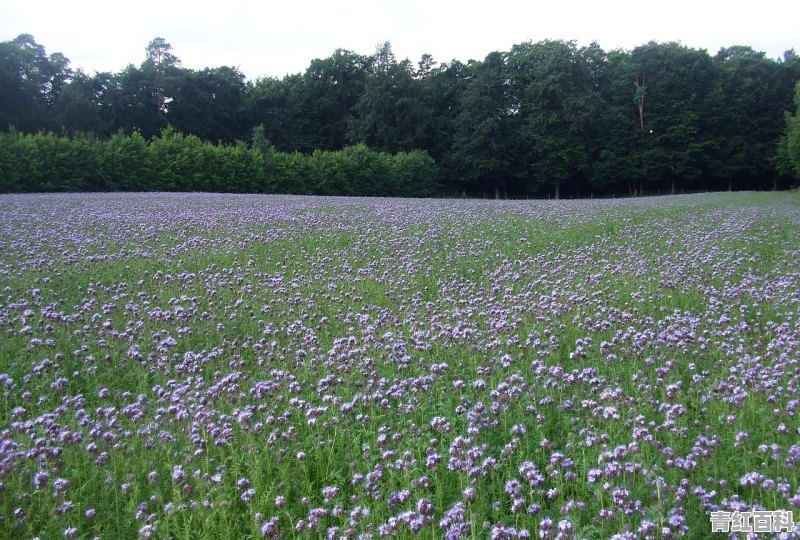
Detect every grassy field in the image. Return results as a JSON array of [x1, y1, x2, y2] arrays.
[[0, 192, 798, 539]]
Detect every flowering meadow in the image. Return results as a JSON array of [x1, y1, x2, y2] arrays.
[[1, 192, 799, 539]]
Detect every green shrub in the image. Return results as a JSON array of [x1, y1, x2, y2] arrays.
[[0, 127, 440, 195]]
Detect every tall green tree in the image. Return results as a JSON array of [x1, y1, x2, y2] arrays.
[[512, 40, 606, 198], [706, 46, 785, 190], [449, 52, 521, 197], [248, 75, 300, 151], [625, 42, 716, 195], [168, 66, 249, 143], [53, 70, 113, 135], [783, 81, 800, 178], [347, 42, 428, 152], [416, 59, 470, 192], [589, 49, 643, 196], [106, 38, 184, 138], [302, 49, 371, 150], [106, 64, 166, 138], [0, 34, 72, 132]]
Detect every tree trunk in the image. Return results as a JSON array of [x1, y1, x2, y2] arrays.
[[773, 177, 778, 191], [555, 183, 560, 200], [639, 179, 644, 197], [628, 179, 633, 197], [495, 186, 500, 200], [670, 178, 676, 195]]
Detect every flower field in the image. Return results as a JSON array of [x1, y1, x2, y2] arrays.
[[0, 192, 798, 539]]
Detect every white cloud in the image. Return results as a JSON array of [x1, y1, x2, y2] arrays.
[[1, 0, 797, 80]]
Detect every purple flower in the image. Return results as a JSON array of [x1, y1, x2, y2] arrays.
[[519, 461, 545, 486], [260, 516, 279, 537], [171, 465, 185, 483], [33, 470, 49, 489], [557, 519, 573, 535], [237, 477, 251, 491], [587, 468, 603, 483], [321, 485, 339, 503], [241, 488, 256, 504], [53, 477, 69, 497]]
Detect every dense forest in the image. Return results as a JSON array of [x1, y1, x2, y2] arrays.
[[2, 34, 800, 197]]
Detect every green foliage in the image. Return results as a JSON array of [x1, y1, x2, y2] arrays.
[[1, 33, 799, 197], [346, 43, 429, 153], [0, 127, 438, 195], [168, 66, 249, 143], [514, 40, 606, 198], [101, 130, 150, 190], [391, 149, 439, 197], [449, 52, 522, 196], [0, 130, 101, 192], [785, 82, 800, 179], [0, 34, 72, 132]]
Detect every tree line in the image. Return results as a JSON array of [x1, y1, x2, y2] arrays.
[[2, 34, 800, 197]]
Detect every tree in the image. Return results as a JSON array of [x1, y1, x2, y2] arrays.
[[624, 42, 716, 195], [416, 53, 437, 79], [784, 81, 800, 179], [705, 46, 786, 190], [417, 59, 470, 173], [301, 49, 371, 150], [0, 34, 72, 132], [144, 37, 181, 72], [247, 73, 319, 152], [106, 64, 167, 138], [53, 70, 113, 135], [104, 38, 184, 139], [512, 40, 605, 198], [449, 52, 522, 197], [347, 42, 428, 153], [141, 38, 181, 117], [168, 66, 249, 143], [585, 49, 641, 196]]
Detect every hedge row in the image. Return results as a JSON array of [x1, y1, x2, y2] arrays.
[[0, 127, 439, 196]]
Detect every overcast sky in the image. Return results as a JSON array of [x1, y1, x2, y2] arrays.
[[2, 0, 798, 80]]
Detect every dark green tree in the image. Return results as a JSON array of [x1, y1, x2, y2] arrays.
[[416, 53, 437, 79], [53, 69, 113, 135], [512, 40, 606, 198], [625, 42, 716, 195], [706, 46, 784, 190], [417, 59, 470, 168], [0, 34, 72, 132], [302, 49, 371, 150], [104, 38, 185, 139], [783, 81, 800, 178], [449, 52, 521, 197], [168, 66, 249, 143], [106, 64, 166, 138], [589, 49, 642, 196], [347, 42, 429, 152], [248, 75, 292, 151]]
